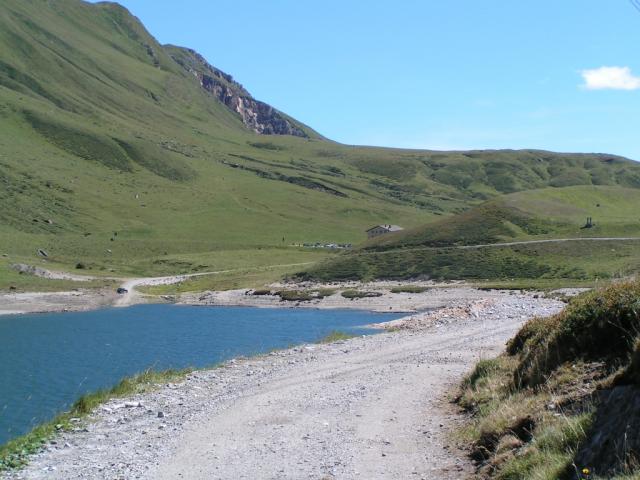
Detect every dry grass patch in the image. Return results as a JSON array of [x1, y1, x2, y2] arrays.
[[455, 281, 640, 479]]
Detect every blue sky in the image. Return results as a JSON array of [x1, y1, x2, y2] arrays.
[[95, 1, 640, 159]]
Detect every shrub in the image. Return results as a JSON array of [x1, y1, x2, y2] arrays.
[[252, 289, 272, 296], [341, 290, 383, 299], [314, 288, 337, 298], [390, 285, 429, 294], [317, 331, 355, 344], [276, 290, 313, 302], [248, 141, 284, 151]]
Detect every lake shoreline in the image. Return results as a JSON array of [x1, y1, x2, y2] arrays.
[[0, 281, 560, 317], [1, 292, 565, 479], [0, 289, 118, 317]]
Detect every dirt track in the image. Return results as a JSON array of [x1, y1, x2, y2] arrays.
[[3, 292, 563, 480]]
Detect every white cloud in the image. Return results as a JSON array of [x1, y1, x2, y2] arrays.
[[581, 66, 640, 90]]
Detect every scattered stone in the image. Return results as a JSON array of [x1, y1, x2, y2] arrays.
[[2, 289, 563, 480]]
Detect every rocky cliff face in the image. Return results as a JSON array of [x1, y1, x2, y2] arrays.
[[166, 46, 307, 137]]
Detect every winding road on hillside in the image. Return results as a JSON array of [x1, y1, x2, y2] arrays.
[[459, 236, 640, 249], [114, 237, 640, 302], [357, 236, 640, 255], [10, 236, 639, 302], [113, 262, 316, 307]]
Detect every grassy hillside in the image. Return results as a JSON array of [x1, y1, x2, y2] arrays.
[[298, 186, 640, 284], [458, 280, 640, 479], [2, 0, 640, 287]]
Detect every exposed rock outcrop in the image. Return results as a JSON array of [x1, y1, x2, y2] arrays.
[[165, 46, 307, 137]]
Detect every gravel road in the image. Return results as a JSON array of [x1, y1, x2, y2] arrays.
[[3, 292, 563, 480]]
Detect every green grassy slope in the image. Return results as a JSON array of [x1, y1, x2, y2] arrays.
[[2, 0, 640, 287], [299, 186, 640, 284], [458, 280, 640, 479]]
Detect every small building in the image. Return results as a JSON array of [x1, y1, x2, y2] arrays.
[[366, 224, 404, 239]]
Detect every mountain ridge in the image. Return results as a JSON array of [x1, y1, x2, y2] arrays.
[[2, 0, 640, 282]]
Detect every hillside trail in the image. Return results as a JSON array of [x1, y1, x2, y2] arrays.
[[16, 236, 638, 294], [112, 262, 316, 307], [357, 236, 640, 256]]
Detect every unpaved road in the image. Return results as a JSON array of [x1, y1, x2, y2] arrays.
[[3, 293, 563, 480], [113, 262, 315, 307], [356, 236, 640, 256], [0, 263, 315, 314], [459, 236, 640, 249]]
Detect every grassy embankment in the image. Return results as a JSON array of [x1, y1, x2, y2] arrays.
[[457, 280, 640, 479], [0, 258, 117, 292], [298, 186, 640, 287]]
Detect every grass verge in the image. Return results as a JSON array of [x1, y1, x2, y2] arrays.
[[0, 368, 190, 471], [390, 285, 430, 294], [341, 290, 383, 299], [457, 279, 640, 479], [316, 331, 356, 343]]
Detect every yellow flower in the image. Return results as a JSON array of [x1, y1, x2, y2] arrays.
[[582, 468, 590, 475]]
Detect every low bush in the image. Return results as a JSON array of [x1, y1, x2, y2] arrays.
[[275, 289, 336, 301], [252, 289, 272, 296], [390, 285, 429, 294], [276, 290, 313, 302], [391, 285, 429, 293], [341, 290, 383, 299], [317, 331, 355, 344], [315, 288, 337, 298]]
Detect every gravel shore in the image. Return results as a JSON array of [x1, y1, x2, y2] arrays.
[[0, 290, 117, 316], [2, 290, 564, 480], [179, 283, 546, 313]]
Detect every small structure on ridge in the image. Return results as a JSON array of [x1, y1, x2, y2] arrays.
[[366, 224, 404, 239]]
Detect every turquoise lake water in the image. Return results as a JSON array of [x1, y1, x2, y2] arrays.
[[0, 304, 399, 445]]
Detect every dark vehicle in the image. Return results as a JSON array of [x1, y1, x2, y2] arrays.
[[116, 287, 128, 294]]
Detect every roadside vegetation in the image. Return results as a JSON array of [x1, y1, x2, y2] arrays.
[[0, 368, 190, 471], [390, 285, 430, 293], [274, 288, 338, 302], [340, 290, 383, 299], [457, 280, 640, 479], [316, 331, 356, 343]]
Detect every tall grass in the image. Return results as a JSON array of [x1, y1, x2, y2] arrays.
[[458, 279, 640, 479]]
